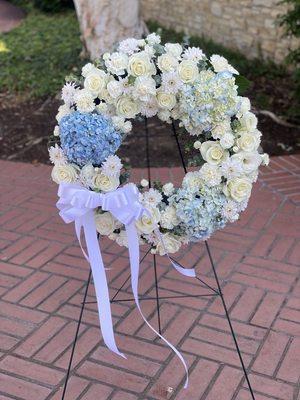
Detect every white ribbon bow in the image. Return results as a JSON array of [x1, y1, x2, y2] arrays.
[[56, 182, 196, 388]]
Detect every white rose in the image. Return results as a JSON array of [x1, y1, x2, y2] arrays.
[[128, 53, 155, 77], [160, 206, 179, 229], [116, 96, 140, 118], [74, 89, 95, 113], [225, 177, 252, 202], [239, 112, 258, 133], [51, 164, 78, 184], [81, 63, 96, 77], [178, 60, 199, 83], [105, 52, 128, 75], [92, 173, 119, 192], [236, 132, 260, 152], [237, 96, 251, 117], [157, 91, 176, 110], [156, 233, 181, 256], [140, 179, 149, 187], [220, 133, 235, 149], [136, 207, 160, 234], [162, 182, 174, 196], [193, 141, 202, 150], [200, 141, 229, 165], [210, 54, 239, 75], [84, 69, 107, 96], [95, 212, 116, 236], [165, 43, 183, 58], [107, 80, 123, 99], [157, 53, 178, 72]]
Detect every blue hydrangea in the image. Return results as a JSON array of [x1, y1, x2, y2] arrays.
[[59, 111, 122, 167]]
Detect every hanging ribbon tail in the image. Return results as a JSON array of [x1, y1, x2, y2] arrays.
[[154, 229, 196, 278], [82, 211, 126, 359], [125, 222, 189, 389]]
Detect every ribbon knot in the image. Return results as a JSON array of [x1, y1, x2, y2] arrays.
[[56, 182, 195, 388]]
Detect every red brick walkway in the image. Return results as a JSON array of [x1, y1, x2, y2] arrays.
[[0, 156, 299, 400]]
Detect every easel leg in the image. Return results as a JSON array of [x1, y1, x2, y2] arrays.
[[205, 241, 256, 400], [61, 269, 92, 400], [153, 253, 162, 334]]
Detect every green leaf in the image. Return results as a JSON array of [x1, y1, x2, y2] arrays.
[[235, 75, 251, 95]]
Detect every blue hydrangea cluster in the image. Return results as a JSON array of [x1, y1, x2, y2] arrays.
[[170, 186, 227, 241], [59, 111, 122, 167], [180, 70, 238, 134]]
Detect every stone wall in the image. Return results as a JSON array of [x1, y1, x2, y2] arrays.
[[141, 0, 299, 64]]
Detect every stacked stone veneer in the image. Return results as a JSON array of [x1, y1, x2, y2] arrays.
[[141, 0, 299, 64]]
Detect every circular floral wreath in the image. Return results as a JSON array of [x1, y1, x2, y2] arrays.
[[49, 33, 269, 256]]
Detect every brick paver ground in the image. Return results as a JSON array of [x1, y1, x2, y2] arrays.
[[0, 155, 299, 400]]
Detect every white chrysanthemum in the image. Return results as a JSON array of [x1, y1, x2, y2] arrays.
[[61, 82, 78, 106], [199, 163, 222, 187], [101, 155, 123, 177], [222, 201, 239, 222], [210, 55, 239, 75], [105, 52, 128, 75], [221, 157, 244, 180], [48, 144, 67, 166], [146, 32, 161, 45], [161, 71, 183, 94], [134, 76, 156, 102], [183, 47, 205, 62], [74, 89, 95, 112], [140, 97, 159, 118], [142, 188, 162, 207], [118, 38, 139, 55]]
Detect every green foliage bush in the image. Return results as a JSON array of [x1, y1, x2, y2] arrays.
[[33, 0, 74, 13], [0, 10, 83, 97], [278, 0, 300, 105]]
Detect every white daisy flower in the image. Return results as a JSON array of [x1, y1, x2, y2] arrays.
[[161, 71, 183, 94], [101, 155, 123, 177], [142, 188, 162, 207], [48, 144, 67, 166]]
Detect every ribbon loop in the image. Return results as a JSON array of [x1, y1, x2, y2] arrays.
[[56, 182, 194, 388]]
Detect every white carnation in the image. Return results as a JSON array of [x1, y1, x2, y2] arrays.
[[222, 201, 240, 222], [80, 164, 95, 187], [182, 171, 203, 191], [140, 97, 159, 118], [157, 53, 178, 72], [81, 63, 96, 77], [74, 89, 95, 113], [165, 43, 183, 58], [220, 133, 235, 149], [221, 157, 244, 180], [105, 52, 128, 75], [118, 38, 139, 55], [156, 233, 181, 256], [56, 104, 72, 122], [199, 163, 222, 186], [134, 76, 156, 102], [146, 33, 161, 45], [160, 206, 179, 229], [162, 182, 174, 196], [107, 80, 123, 99]]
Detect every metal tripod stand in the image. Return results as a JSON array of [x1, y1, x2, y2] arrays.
[[60, 118, 256, 400]]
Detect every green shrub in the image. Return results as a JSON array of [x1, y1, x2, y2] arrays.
[[33, 0, 74, 13]]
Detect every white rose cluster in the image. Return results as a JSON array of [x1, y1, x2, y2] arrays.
[[50, 33, 267, 256]]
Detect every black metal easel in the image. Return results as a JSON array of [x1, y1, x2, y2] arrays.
[[60, 118, 256, 400]]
